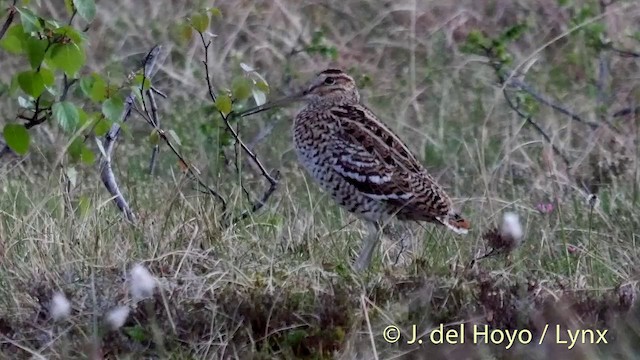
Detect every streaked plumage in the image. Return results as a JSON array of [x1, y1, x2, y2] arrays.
[[244, 68, 470, 269]]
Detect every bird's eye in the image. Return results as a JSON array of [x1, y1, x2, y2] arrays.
[[324, 77, 335, 85]]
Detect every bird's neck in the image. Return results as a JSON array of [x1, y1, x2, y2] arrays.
[[306, 94, 359, 110]]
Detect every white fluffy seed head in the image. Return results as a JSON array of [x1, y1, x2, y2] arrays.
[[501, 212, 523, 244], [129, 263, 156, 301], [586, 194, 599, 209], [50, 292, 71, 321], [106, 306, 130, 330]]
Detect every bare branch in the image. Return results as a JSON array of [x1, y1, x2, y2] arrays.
[[99, 94, 136, 222], [479, 49, 574, 169], [98, 45, 165, 222], [610, 47, 640, 58], [507, 78, 600, 129], [0, 1, 17, 41], [132, 104, 228, 212], [59, 75, 78, 102], [503, 89, 572, 168], [133, 54, 228, 213], [612, 106, 640, 118], [232, 170, 281, 223], [197, 31, 279, 221], [146, 83, 160, 175]]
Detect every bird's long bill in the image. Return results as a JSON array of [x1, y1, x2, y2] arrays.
[[239, 92, 304, 118]]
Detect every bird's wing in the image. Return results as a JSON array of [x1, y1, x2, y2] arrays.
[[328, 104, 452, 219]]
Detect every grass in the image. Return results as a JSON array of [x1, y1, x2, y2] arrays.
[[1, 0, 640, 358]]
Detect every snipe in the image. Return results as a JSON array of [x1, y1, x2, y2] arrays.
[[244, 68, 470, 270]]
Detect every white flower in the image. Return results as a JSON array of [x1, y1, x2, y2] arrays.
[[106, 306, 130, 330], [500, 212, 523, 245], [129, 263, 156, 301], [50, 292, 71, 321]]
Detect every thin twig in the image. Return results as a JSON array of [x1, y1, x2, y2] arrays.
[[98, 46, 165, 222], [132, 105, 228, 211], [483, 53, 574, 168], [610, 47, 640, 58], [67, 9, 77, 26], [145, 84, 160, 175], [134, 50, 227, 212], [60, 75, 78, 102], [0, 0, 17, 41], [99, 94, 136, 222], [197, 31, 279, 222], [199, 32, 277, 185], [612, 106, 640, 118], [503, 89, 572, 168], [507, 78, 600, 129]]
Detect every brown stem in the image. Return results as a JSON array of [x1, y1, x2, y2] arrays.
[[98, 46, 167, 222], [197, 31, 279, 222], [0, 1, 17, 41]]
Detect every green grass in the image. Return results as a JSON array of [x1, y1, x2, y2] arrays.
[[1, 0, 640, 359]]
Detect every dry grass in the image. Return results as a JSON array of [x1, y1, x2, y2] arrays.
[[1, 0, 640, 358]]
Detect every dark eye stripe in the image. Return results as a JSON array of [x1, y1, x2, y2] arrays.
[[319, 68, 344, 75], [325, 74, 353, 84]]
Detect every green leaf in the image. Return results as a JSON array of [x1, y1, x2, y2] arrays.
[[80, 146, 95, 165], [16, 7, 43, 33], [133, 74, 151, 91], [46, 43, 85, 77], [124, 326, 149, 342], [73, 0, 96, 22], [170, 22, 193, 45], [3, 124, 30, 155], [231, 77, 252, 101], [255, 79, 270, 94], [149, 129, 160, 145], [25, 37, 48, 69], [53, 26, 85, 44], [252, 89, 266, 106], [168, 129, 182, 146], [209, 7, 222, 18], [80, 73, 108, 102], [17, 70, 45, 97], [93, 116, 111, 136], [39, 67, 55, 86], [68, 138, 83, 163], [64, 0, 75, 17], [53, 101, 80, 132], [500, 23, 527, 43], [76, 106, 90, 127], [0, 24, 27, 54], [102, 97, 124, 122], [190, 12, 209, 32], [214, 94, 232, 116]]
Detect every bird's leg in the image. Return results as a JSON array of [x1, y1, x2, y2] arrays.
[[354, 221, 382, 271]]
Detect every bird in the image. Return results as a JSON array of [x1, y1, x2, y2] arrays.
[[242, 68, 470, 270]]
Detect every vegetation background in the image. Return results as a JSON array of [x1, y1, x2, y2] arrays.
[[1, 0, 640, 359]]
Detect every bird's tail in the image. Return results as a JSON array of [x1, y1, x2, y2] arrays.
[[436, 212, 470, 235]]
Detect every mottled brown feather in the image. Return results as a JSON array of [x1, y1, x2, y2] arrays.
[[292, 69, 470, 234]]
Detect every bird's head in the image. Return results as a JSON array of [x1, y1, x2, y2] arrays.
[[301, 68, 360, 105], [238, 68, 360, 117]]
